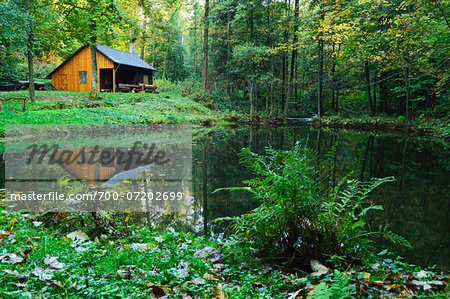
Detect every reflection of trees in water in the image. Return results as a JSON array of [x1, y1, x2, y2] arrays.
[[0, 128, 448, 268], [196, 127, 449, 269]]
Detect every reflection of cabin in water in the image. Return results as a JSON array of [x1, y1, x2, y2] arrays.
[[46, 45, 157, 93], [54, 148, 149, 184]]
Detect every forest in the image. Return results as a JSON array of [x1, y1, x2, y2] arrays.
[[1, 0, 449, 123], [0, 0, 449, 298]]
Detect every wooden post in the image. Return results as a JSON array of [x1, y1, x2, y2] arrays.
[[0, 98, 3, 111], [8, 99, 11, 111], [112, 68, 116, 93], [22, 98, 26, 112]]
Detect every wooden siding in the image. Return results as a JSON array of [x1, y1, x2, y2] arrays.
[[51, 47, 115, 92]]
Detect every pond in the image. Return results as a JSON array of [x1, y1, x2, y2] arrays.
[[190, 126, 449, 270], [1, 125, 448, 270]]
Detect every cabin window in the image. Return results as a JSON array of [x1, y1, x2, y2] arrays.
[[79, 71, 87, 84]]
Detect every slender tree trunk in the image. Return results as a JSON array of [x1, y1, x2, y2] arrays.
[[365, 60, 373, 116], [129, 25, 135, 53], [281, 0, 289, 111], [373, 73, 377, 113], [249, 80, 255, 118], [226, 3, 231, 94], [360, 136, 373, 180], [335, 43, 341, 111], [152, 30, 156, 66], [317, 41, 324, 117], [317, 5, 324, 118], [405, 61, 412, 125], [285, 0, 299, 115], [202, 141, 208, 235], [140, 22, 146, 60], [89, 43, 98, 100], [26, 0, 35, 103], [163, 36, 170, 78], [202, 0, 210, 92], [331, 43, 336, 111], [379, 71, 387, 114]]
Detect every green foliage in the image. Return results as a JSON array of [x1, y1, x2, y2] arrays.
[[309, 270, 356, 298], [0, 0, 27, 83], [217, 142, 410, 261]]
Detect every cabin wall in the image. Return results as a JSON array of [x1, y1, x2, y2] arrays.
[[51, 47, 114, 92]]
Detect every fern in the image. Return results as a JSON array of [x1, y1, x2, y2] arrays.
[[309, 270, 356, 298], [215, 143, 411, 261]]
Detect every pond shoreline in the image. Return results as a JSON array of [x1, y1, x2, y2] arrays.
[[310, 117, 449, 140]]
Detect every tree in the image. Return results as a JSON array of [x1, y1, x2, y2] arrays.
[[202, 0, 210, 92], [284, 0, 299, 115]]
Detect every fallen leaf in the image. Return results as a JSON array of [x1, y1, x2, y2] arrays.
[[203, 273, 218, 281], [66, 230, 89, 242], [129, 243, 152, 251], [310, 260, 329, 277], [44, 255, 65, 270], [150, 285, 166, 297], [46, 280, 63, 288], [21, 245, 38, 257], [190, 277, 206, 285], [194, 246, 214, 258], [0, 253, 24, 265], [361, 272, 371, 279], [32, 221, 43, 227], [32, 267, 53, 280], [415, 270, 428, 279], [287, 289, 301, 299], [2, 269, 20, 276]]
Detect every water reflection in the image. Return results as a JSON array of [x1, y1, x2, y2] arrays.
[[1, 126, 448, 269], [194, 127, 449, 270]]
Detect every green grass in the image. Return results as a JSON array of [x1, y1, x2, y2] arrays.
[[0, 90, 224, 137]]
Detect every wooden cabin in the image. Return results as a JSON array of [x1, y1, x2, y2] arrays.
[[46, 45, 157, 93]]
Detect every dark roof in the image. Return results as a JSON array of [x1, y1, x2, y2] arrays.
[[96, 45, 156, 71], [46, 45, 156, 78]]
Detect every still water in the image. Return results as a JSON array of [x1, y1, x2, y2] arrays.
[[1, 126, 448, 269], [191, 126, 449, 270]]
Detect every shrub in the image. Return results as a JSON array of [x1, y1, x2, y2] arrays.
[[216, 142, 410, 265]]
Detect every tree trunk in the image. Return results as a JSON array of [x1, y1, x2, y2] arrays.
[[317, 5, 324, 118], [335, 43, 341, 112], [281, 0, 289, 111], [379, 71, 387, 114], [285, 0, 299, 115], [373, 73, 377, 113], [226, 3, 231, 94], [152, 30, 156, 66], [140, 22, 146, 60], [202, 141, 208, 235], [129, 25, 135, 53], [89, 43, 98, 100], [405, 61, 412, 125], [331, 43, 336, 111], [202, 0, 209, 92], [249, 80, 255, 119], [365, 60, 373, 116], [26, 0, 35, 103]]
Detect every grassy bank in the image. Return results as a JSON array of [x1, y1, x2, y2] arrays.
[[0, 90, 227, 137], [312, 115, 449, 139]]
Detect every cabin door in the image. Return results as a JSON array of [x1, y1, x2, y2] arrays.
[[57, 74, 67, 91], [100, 69, 113, 91]]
